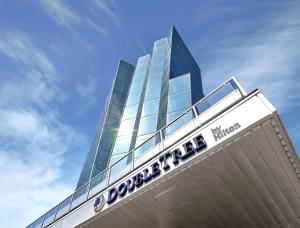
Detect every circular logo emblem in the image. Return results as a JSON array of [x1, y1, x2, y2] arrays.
[[94, 195, 105, 213]]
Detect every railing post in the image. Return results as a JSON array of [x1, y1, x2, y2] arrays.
[[192, 106, 198, 117], [68, 193, 75, 212], [192, 106, 202, 127], [159, 129, 163, 141], [230, 77, 247, 96], [52, 205, 59, 226], [132, 151, 135, 171], [40, 215, 46, 228], [106, 167, 111, 186]]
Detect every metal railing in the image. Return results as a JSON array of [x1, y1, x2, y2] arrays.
[[27, 77, 245, 228]]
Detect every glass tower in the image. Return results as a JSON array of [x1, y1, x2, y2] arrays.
[[76, 27, 204, 189]]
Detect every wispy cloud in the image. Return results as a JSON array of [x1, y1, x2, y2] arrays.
[[38, 0, 119, 37], [92, 0, 121, 30], [0, 31, 64, 108], [0, 30, 82, 227], [75, 75, 99, 116], [38, 0, 80, 30], [86, 18, 109, 37], [0, 31, 58, 81], [192, 2, 300, 111]]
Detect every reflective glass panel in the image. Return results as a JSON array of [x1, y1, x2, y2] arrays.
[[126, 92, 141, 106], [90, 170, 107, 189], [141, 99, 159, 117], [147, 75, 162, 88], [195, 81, 237, 115], [109, 153, 127, 165], [154, 38, 167, 47], [101, 130, 115, 150], [167, 109, 186, 124], [169, 75, 190, 95], [135, 133, 154, 147], [55, 196, 72, 219], [112, 136, 132, 155], [144, 86, 161, 101], [168, 92, 191, 113], [88, 170, 108, 198], [33, 215, 45, 228], [42, 206, 58, 227], [149, 63, 164, 77], [129, 82, 143, 95], [109, 153, 132, 184], [70, 184, 88, 210], [138, 115, 158, 136], [163, 109, 194, 137], [118, 119, 135, 136], [122, 104, 138, 120], [134, 133, 160, 158]]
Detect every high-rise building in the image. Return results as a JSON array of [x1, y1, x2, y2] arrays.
[[76, 27, 204, 189], [28, 28, 300, 228]]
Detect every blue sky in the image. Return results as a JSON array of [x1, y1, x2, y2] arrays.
[[0, 1, 299, 227]]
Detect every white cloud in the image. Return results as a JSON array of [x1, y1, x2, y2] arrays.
[[38, 0, 112, 37], [75, 75, 97, 98], [0, 108, 77, 227], [0, 31, 58, 81], [39, 0, 80, 30], [193, 3, 300, 111], [75, 75, 99, 116], [0, 31, 64, 109], [0, 31, 82, 227], [91, 0, 121, 29], [86, 19, 109, 37]]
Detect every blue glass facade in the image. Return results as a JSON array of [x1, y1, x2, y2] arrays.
[[76, 60, 135, 189], [76, 27, 204, 189]]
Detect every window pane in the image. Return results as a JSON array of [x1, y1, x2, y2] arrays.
[[168, 92, 191, 113], [109, 153, 128, 165], [138, 115, 158, 136], [110, 104, 122, 119], [122, 104, 138, 120], [118, 119, 135, 136], [141, 99, 159, 117], [144, 86, 161, 101], [138, 55, 150, 64], [111, 91, 127, 107], [106, 117, 119, 129], [149, 63, 164, 77], [164, 109, 194, 137], [101, 130, 115, 150], [154, 38, 167, 48], [169, 75, 190, 95], [135, 133, 154, 147], [129, 82, 143, 95], [132, 66, 147, 83], [112, 136, 132, 155], [147, 75, 162, 88], [126, 93, 141, 106], [167, 109, 186, 124]]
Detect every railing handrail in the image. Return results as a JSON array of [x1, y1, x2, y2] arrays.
[[28, 77, 245, 228]]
